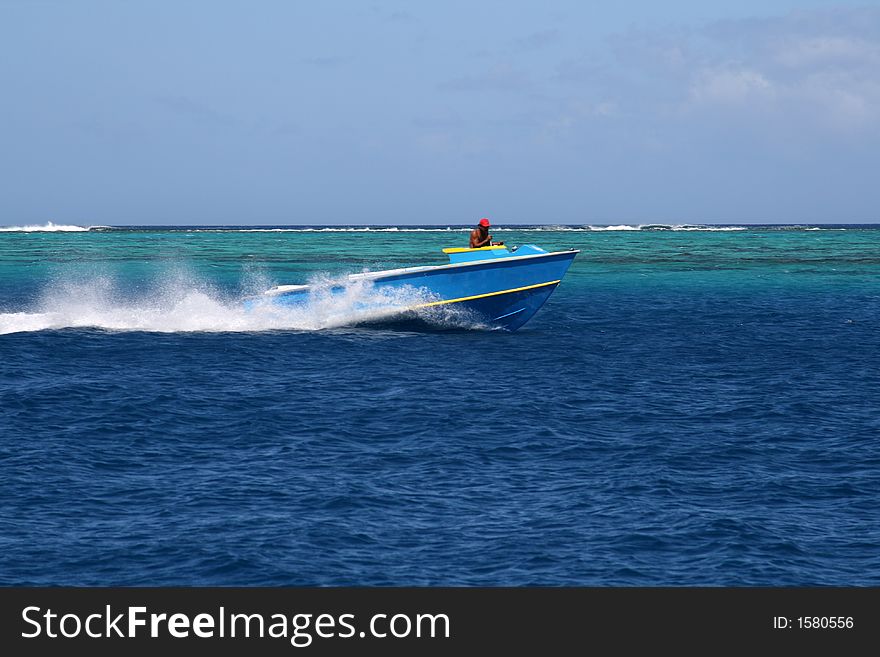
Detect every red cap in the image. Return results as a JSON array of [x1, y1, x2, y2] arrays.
[[479, 217, 490, 227]]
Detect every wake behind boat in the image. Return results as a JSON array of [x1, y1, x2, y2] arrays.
[[247, 244, 579, 331]]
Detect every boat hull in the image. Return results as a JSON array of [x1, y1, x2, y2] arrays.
[[423, 279, 562, 331]]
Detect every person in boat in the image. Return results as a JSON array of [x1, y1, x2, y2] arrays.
[[469, 217, 504, 248]]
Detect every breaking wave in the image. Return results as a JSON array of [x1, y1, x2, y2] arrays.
[[0, 221, 96, 232], [576, 224, 748, 231]]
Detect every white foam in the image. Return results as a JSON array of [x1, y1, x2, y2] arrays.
[[587, 224, 643, 231], [0, 274, 467, 335], [583, 224, 748, 231], [0, 221, 92, 232], [663, 225, 747, 232]]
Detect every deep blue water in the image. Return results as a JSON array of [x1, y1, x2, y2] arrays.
[[1, 224, 879, 585]]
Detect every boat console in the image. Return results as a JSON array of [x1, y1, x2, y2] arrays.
[[441, 244, 549, 265]]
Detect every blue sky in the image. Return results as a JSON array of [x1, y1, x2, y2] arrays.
[[1, 1, 878, 225]]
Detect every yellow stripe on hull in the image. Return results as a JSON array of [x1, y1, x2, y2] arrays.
[[412, 280, 561, 308]]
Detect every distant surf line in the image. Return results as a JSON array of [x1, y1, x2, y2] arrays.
[[1, 222, 875, 233]]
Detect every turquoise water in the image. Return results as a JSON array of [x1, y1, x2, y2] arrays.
[[4, 225, 880, 300], [1, 224, 879, 585]]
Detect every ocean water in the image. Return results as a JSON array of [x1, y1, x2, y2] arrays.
[[1, 223, 879, 586]]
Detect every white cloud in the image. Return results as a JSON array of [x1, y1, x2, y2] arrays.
[[689, 68, 774, 106], [773, 36, 880, 70], [641, 9, 880, 131], [789, 70, 879, 126]]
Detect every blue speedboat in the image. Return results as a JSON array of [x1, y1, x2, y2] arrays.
[[249, 244, 578, 331]]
